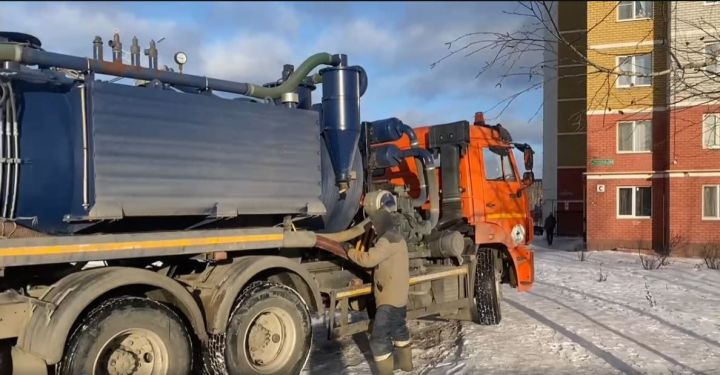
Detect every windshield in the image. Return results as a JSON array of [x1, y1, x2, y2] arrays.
[[483, 147, 517, 182]]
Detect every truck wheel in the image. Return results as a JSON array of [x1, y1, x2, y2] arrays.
[[225, 281, 311, 375], [60, 296, 193, 375], [471, 247, 502, 325]]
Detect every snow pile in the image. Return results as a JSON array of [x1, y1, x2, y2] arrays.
[[303, 240, 720, 374]]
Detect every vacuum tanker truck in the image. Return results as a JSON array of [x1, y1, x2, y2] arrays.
[[0, 31, 535, 374]]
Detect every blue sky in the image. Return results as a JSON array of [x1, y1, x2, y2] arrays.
[[2, 1, 544, 174]]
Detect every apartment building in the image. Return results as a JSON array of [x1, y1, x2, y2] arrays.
[[582, 1, 720, 255], [542, 1, 587, 236], [666, 1, 720, 254]]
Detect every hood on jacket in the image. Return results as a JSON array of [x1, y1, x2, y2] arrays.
[[370, 210, 394, 237]]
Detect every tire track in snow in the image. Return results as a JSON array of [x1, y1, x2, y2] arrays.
[[536, 280, 720, 350], [504, 298, 642, 374], [526, 291, 708, 375]]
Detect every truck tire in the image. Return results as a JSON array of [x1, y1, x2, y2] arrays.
[[225, 281, 312, 375], [471, 247, 502, 325], [60, 296, 193, 375]]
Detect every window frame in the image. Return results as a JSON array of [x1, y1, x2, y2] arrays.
[[702, 185, 720, 220], [617, 120, 652, 153], [617, 186, 652, 219], [482, 147, 518, 182], [616, 54, 653, 88], [703, 113, 720, 149], [617, 1, 653, 21]]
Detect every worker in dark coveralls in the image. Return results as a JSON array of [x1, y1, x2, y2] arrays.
[[346, 210, 412, 375], [544, 213, 557, 246]]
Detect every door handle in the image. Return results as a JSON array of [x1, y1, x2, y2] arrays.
[[486, 202, 496, 208]]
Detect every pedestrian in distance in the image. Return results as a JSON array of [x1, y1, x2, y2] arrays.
[[544, 213, 557, 246], [346, 210, 412, 375]]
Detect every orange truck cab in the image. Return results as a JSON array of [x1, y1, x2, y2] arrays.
[[364, 112, 535, 318]]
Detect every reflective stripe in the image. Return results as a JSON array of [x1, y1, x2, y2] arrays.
[[486, 212, 526, 220], [0, 233, 284, 256], [374, 352, 392, 361], [393, 340, 411, 347]]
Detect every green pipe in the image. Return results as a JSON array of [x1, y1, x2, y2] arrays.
[[246, 53, 337, 99]]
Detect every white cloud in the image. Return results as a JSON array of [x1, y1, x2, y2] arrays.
[[313, 19, 400, 62], [199, 33, 295, 84], [0, 3, 189, 59]]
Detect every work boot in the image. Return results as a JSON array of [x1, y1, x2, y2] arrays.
[[374, 354, 394, 375], [396, 344, 413, 371]]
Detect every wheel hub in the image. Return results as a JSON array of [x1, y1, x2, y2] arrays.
[[95, 329, 169, 375], [243, 307, 298, 374], [108, 349, 138, 375]]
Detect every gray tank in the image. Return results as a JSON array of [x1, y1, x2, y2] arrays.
[[0, 33, 364, 234]]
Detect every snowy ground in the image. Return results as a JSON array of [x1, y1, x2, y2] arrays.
[[302, 238, 720, 374]]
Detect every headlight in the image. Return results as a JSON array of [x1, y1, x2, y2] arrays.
[[511, 224, 526, 245]]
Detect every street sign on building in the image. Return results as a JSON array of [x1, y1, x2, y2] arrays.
[[590, 159, 614, 166]]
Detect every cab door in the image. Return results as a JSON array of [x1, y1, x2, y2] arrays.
[[479, 146, 526, 227]]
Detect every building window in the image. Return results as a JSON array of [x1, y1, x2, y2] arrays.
[[704, 186, 720, 219], [618, 120, 652, 152], [618, 54, 652, 87], [705, 43, 719, 73], [704, 114, 720, 149], [618, 1, 653, 20], [483, 147, 516, 181], [618, 186, 652, 218]]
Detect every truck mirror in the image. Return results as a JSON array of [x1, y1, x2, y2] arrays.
[[523, 147, 534, 171], [522, 171, 534, 186]]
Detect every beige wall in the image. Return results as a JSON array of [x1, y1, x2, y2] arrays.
[[586, 1, 668, 112]]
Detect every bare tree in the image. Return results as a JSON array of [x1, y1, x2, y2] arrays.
[[431, 1, 720, 124]]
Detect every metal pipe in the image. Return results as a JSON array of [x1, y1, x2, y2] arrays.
[[130, 36, 140, 67], [412, 158, 428, 207], [281, 92, 299, 109], [2, 84, 11, 218], [0, 43, 250, 94], [8, 82, 18, 218], [398, 148, 434, 170], [437, 145, 462, 228], [427, 167, 440, 228], [368, 118, 419, 148], [80, 84, 89, 209], [0, 43, 343, 99], [92, 36, 103, 61], [144, 39, 157, 70], [110, 33, 122, 63], [0, 83, 5, 218]]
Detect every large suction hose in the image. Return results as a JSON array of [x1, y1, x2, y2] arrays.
[[283, 222, 373, 260], [246, 53, 341, 98], [319, 217, 371, 242]]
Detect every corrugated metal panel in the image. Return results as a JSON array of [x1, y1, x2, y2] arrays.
[[88, 82, 323, 218]]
